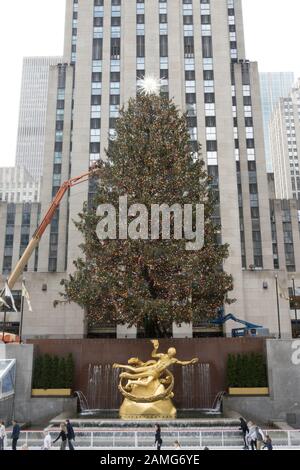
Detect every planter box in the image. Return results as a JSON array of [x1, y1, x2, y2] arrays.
[[228, 387, 269, 396], [32, 389, 72, 397]]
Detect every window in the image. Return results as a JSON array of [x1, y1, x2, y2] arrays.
[[184, 37, 194, 57], [160, 35, 168, 57], [93, 38, 103, 60], [137, 35, 145, 57], [202, 36, 212, 58], [111, 38, 121, 59]]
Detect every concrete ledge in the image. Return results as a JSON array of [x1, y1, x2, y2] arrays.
[[224, 396, 275, 425], [29, 397, 77, 425]]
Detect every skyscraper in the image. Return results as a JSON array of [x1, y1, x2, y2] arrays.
[[15, 56, 62, 180], [270, 79, 300, 200], [0, 166, 40, 204], [260, 72, 295, 172], [1, 0, 299, 339]]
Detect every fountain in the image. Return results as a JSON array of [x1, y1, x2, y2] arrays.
[[63, 340, 235, 429], [74, 390, 89, 413], [86, 363, 121, 411], [181, 363, 212, 409]]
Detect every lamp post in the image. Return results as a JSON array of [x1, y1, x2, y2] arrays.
[[1, 279, 9, 343], [1, 303, 7, 343], [19, 278, 25, 344], [275, 275, 281, 339], [292, 276, 298, 336]]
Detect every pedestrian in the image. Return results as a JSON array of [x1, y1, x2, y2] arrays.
[[65, 419, 75, 450], [263, 434, 273, 450], [11, 420, 20, 451], [53, 422, 68, 450], [239, 417, 249, 449], [174, 440, 181, 448], [255, 426, 265, 450], [42, 430, 52, 450], [155, 424, 162, 451], [247, 421, 257, 450], [0, 421, 6, 451]]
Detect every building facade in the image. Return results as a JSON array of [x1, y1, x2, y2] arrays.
[[270, 79, 300, 200], [0, 201, 40, 277], [15, 57, 62, 181], [1, 0, 300, 340], [260, 72, 295, 172], [0, 167, 40, 204]]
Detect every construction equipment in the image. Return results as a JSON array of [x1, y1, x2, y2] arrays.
[[0, 332, 20, 344], [0, 166, 100, 342], [6, 166, 99, 290], [209, 311, 269, 338]]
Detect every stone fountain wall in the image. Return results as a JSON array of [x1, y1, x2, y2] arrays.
[[28, 337, 266, 410], [85, 362, 212, 410]]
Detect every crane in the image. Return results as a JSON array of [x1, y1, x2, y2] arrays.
[[0, 166, 100, 342], [208, 309, 269, 337], [5, 167, 100, 291], [209, 313, 262, 330]]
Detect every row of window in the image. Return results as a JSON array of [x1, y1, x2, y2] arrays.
[[2, 204, 39, 274]]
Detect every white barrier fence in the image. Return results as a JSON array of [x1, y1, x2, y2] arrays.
[[6, 429, 300, 449]]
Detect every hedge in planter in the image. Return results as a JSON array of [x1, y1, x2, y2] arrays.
[[32, 353, 75, 390], [226, 353, 268, 388]]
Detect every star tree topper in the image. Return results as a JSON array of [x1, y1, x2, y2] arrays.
[[137, 75, 162, 96]]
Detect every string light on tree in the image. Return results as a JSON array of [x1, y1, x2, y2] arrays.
[[60, 92, 235, 338]]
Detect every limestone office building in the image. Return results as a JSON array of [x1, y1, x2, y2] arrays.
[[0, 0, 300, 339]]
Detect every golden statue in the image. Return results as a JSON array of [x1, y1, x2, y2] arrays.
[[113, 339, 198, 419]]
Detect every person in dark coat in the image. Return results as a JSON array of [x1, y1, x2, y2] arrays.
[[155, 424, 162, 451], [239, 417, 249, 449], [11, 420, 20, 451], [263, 435, 273, 450], [65, 419, 75, 450], [53, 422, 68, 450]]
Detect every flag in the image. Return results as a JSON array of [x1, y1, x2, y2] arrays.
[[22, 282, 33, 312], [4, 282, 17, 312], [0, 295, 9, 309], [278, 283, 290, 301]]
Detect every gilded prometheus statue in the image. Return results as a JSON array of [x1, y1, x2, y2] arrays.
[[113, 339, 198, 419]]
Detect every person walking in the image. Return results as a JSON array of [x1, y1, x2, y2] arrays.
[[0, 421, 6, 450], [155, 424, 162, 451], [53, 422, 68, 450], [239, 417, 249, 449], [247, 421, 257, 450], [174, 440, 181, 449], [11, 420, 20, 451], [66, 419, 75, 450], [255, 426, 265, 450], [263, 434, 273, 450], [42, 430, 52, 450]]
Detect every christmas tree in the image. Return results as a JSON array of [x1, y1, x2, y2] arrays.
[[60, 88, 234, 337]]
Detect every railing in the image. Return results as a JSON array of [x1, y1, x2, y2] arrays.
[[4, 429, 300, 449]]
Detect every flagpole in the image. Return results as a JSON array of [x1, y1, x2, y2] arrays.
[[2, 279, 9, 343], [275, 274, 282, 339], [292, 277, 298, 336], [2, 304, 7, 343], [19, 280, 25, 344]]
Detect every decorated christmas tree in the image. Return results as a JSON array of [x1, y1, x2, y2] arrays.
[[60, 83, 234, 337]]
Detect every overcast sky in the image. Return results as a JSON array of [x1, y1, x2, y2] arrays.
[[0, 0, 299, 168]]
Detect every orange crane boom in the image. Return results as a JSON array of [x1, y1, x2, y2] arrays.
[[6, 167, 99, 290]]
